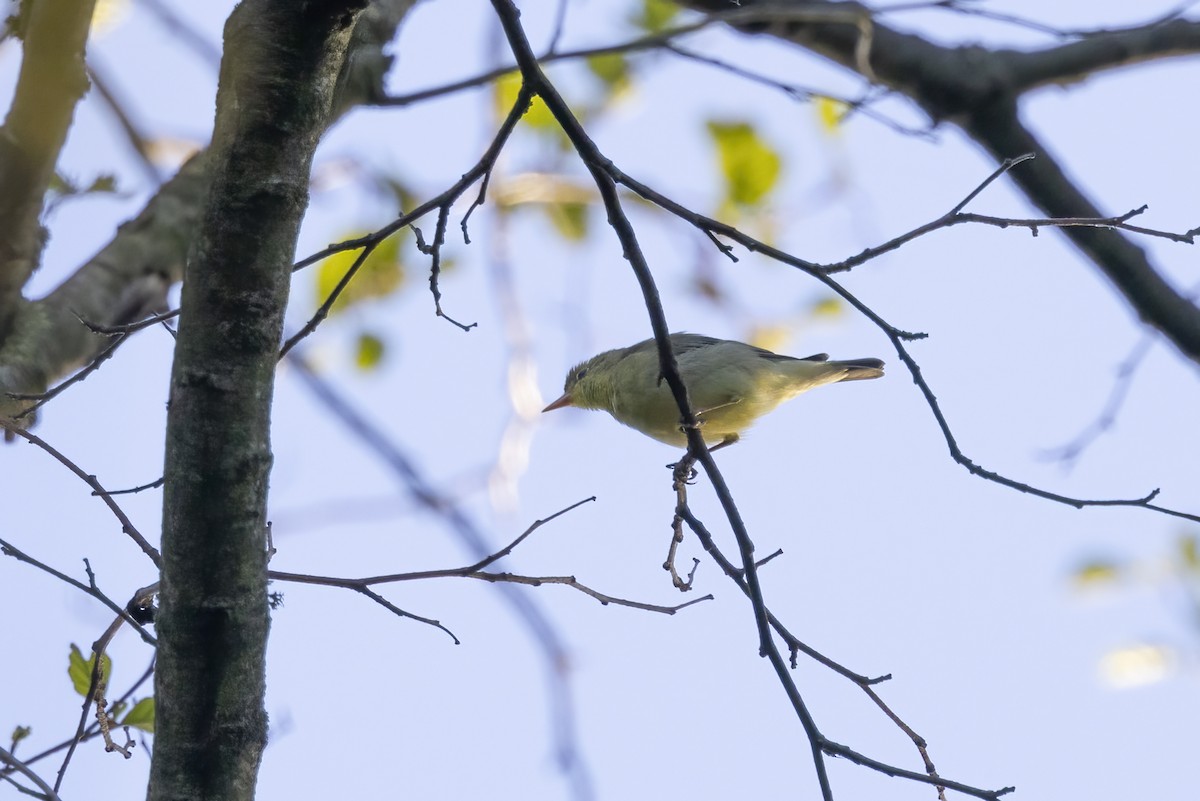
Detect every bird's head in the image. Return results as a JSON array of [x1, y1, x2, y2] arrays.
[[542, 350, 623, 413]]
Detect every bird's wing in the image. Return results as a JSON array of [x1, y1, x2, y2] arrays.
[[668, 333, 726, 356], [671, 332, 820, 362]]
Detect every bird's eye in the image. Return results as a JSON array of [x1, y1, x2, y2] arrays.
[[576, 367, 588, 380]]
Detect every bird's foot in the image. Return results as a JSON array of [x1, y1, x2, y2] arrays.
[[667, 461, 698, 483]]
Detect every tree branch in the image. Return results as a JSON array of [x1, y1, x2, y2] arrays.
[[0, 0, 98, 341], [1005, 17, 1200, 91], [0, 1, 421, 428], [680, 0, 1200, 365]]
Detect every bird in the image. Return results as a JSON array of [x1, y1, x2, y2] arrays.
[[542, 333, 884, 449]]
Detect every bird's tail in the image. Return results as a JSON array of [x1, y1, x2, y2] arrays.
[[831, 358, 885, 381]]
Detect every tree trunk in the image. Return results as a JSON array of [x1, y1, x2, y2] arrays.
[[149, 2, 367, 799]]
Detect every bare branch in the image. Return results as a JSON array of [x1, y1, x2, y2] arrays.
[[678, 0, 1200, 366], [0, 418, 161, 565], [285, 351, 596, 791], [56, 615, 126, 791], [0, 538, 156, 644], [0, 744, 61, 801], [0, 659, 155, 775], [86, 59, 163, 185], [284, 83, 539, 351]]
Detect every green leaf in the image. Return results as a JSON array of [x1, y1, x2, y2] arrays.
[[68, 644, 112, 697], [1179, 534, 1199, 572], [315, 233, 404, 315], [545, 201, 590, 242], [809, 297, 843, 318], [1071, 559, 1122, 588], [586, 53, 631, 93], [49, 172, 77, 195], [631, 0, 679, 33], [121, 697, 156, 733], [83, 174, 119, 194], [355, 332, 386, 371], [707, 120, 783, 209], [494, 71, 557, 132]]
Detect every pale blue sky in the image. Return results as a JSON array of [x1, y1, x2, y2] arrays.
[[4, 2, 1199, 800]]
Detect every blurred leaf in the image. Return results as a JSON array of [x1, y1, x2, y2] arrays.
[[748, 325, 792, 354], [1071, 558, 1122, 589], [586, 52, 631, 94], [315, 233, 404, 315], [707, 120, 782, 209], [85, 174, 118, 194], [809, 297, 843, 318], [815, 96, 849, 135], [1178, 534, 1199, 572], [495, 71, 557, 132], [631, 0, 679, 32], [68, 644, 112, 697], [49, 172, 75, 195], [121, 697, 156, 733], [1098, 643, 1174, 689], [690, 275, 724, 304], [10, 725, 31, 745], [355, 332, 386, 371], [545, 201, 589, 241], [48, 172, 120, 202], [374, 173, 417, 213], [92, 0, 130, 35]]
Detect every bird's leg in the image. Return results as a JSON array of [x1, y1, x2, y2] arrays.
[[707, 434, 740, 453]]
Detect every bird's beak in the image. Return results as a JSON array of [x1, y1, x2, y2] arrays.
[[542, 392, 574, 412]]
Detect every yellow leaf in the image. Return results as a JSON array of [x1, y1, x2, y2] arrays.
[[1070, 559, 1122, 589], [545, 201, 589, 242], [586, 53, 631, 95], [315, 233, 404, 315], [631, 0, 679, 33], [494, 72, 557, 132], [747, 325, 791, 354], [809, 297, 843, 318], [91, 0, 129, 36], [355, 332, 386, 371], [707, 120, 782, 209], [1178, 534, 1199, 572], [815, 97, 849, 135]]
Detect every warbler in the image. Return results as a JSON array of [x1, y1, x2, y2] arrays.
[[542, 333, 884, 449]]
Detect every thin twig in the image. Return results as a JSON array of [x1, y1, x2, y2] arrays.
[[0, 538, 156, 644], [491, 3, 840, 796], [101, 476, 165, 496], [0, 659, 154, 773], [284, 85, 540, 348], [602, 161, 1200, 524], [0, 745, 62, 801], [55, 615, 125, 791], [0, 419, 162, 566], [9, 333, 127, 419]]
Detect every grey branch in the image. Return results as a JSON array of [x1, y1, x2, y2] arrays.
[[678, 0, 1200, 364]]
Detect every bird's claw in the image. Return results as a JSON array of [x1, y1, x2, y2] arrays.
[[667, 461, 698, 484]]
